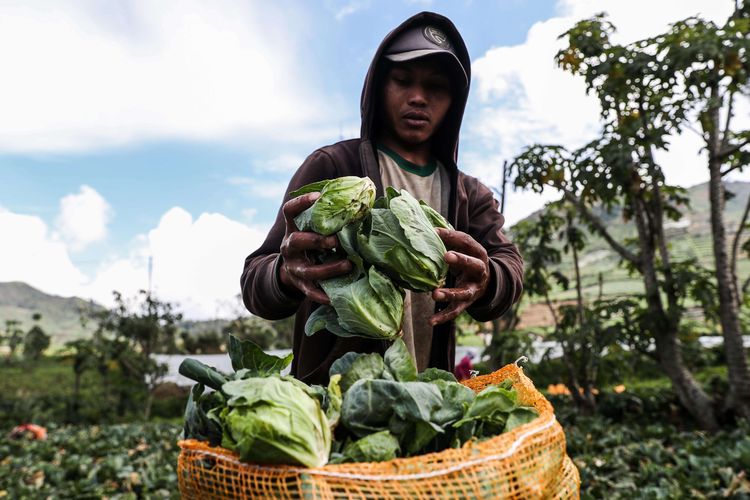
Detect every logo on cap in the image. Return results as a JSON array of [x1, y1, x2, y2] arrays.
[[423, 26, 450, 50]]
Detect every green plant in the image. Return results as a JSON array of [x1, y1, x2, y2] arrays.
[[291, 176, 376, 235]]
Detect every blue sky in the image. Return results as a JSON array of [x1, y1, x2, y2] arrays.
[[0, 0, 743, 318], [0, 1, 557, 241]]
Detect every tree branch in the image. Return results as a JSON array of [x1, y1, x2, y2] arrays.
[[719, 136, 750, 164], [685, 122, 708, 141], [563, 192, 641, 266], [721, 90, 735, 151]]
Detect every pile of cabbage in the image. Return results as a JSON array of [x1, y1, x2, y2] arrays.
[[292, 176, 451, 340], [180, 336, 538, 467]]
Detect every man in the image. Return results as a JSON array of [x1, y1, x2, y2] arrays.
[[241, 12, 523, 384]]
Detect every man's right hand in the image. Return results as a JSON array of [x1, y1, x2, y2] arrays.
[[278, 192, 352, 304]]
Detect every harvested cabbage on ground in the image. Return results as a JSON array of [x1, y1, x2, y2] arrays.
[[180, 336, 539, 467]]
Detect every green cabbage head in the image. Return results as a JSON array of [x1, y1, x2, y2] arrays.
[[357, 188, 449, 292], [218, 376, 331, 468], [305, 266, 404, 340], [290, 176, 376, 236]]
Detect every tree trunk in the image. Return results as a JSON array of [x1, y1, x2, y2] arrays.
[[72, 371, 81, 422], [708, 123, 750, 418], [633, 196, 720, 430], [653, 330, 719, 430], [144, 387, 154, 421], [730, 193, 750, 307], [570, 227, 595, 414]]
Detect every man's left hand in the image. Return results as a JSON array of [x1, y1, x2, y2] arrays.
[[430, 227, 490, 326]]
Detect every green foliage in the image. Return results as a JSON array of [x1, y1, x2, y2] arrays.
[[339, 352, 385, 393], [178, 358, 229, 391], [221, 313, 294, 351], [564, 414, 750, 498], [82, 291, 183, 420], [227, 334, 293, 374], [335, 339, 538, 458], [382, 336, 418, 382], [509, 1, 750, 427], [0, 356, 187, 428], [23, 325, 50, 361], [0, 423, 180, 498], [180, 329, 223, 354], [334, 430, 401, 464], [3, 319, 24, 361], [180, 335, 332, 466]]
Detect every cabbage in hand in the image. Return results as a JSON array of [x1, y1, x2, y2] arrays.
[[357, 189, 449, 292], [305, 266, 404, 340], [290, 176, 376, 236]]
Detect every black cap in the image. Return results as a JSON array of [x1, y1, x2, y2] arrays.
[[383, 24, 469, 88]]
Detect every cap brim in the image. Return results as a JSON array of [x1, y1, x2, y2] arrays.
[[385, 49, 468, 88]]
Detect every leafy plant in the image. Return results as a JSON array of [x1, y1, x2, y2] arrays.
[[218, 376, 331, 467], [333, 339, 539, 459], [357, 188, 449, 292], [290, 176, 376, 235], [306, 266, 404, 340]]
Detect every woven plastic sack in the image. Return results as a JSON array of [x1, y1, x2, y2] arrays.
[[178, 363, 580, 499]]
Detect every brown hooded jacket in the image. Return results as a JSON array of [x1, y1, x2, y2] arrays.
[[240, 11, 524, 384]]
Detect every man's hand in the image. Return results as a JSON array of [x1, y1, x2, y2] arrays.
[[278, 192, 352, 304], [430, 227, 490, 326]]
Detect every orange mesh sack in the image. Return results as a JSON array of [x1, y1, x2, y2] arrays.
[[178, 363, 580, 499]]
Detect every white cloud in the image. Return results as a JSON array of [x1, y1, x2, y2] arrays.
[[466, 0, 746, 221], [0, 200, 270, 319], [107, 207, 266, 318], [229, 177, 289, 201], [85, 207, 270, 319], [0, 207, 88, 296], [332, 0, 371, 21], [56, 185, 112, 251], [0, 1, 336, 153]]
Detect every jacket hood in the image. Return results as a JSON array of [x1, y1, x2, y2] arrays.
[[359, 11, 471, 166]]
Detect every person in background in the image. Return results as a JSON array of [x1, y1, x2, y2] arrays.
[[241, 11, 523, 384], [454, 353, 475, 382]]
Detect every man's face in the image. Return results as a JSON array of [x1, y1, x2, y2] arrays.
[[379, 57, 453, 150]]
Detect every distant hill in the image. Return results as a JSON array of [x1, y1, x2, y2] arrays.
[[0, 282, 102, 345], [511, 180, 750, 304], [0, 282, 232, 347]]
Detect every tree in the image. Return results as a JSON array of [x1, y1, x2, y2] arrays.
[[221, 294, 295, 351], [551, 2, 750, 422], [3, 319, 24, 362], [65, 338, 97, 421], [85, 291, 181, 420], [510, 9, 746, 427], [23, 314, 50, 361], [654, 2, 750, 417], [511, 204, 623, 414], [180, 330, 224, 354]]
